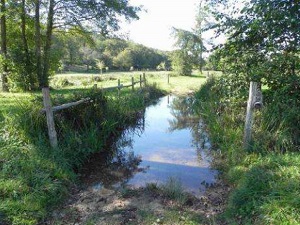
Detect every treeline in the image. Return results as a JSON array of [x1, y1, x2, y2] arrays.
[[0, 0, 140, 92], [52, 33, 171, 73]]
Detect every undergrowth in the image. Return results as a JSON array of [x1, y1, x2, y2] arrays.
[[195, 78, 300, 225], [0, 85, 165, 225]]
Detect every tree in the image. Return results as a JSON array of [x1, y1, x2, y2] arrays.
[[171, 50, 193, 76], [96, 59, 105, 74], [172, 28, 205, 72], [113, 48, 133, 70], [209, 0, 300, 92], [35, 0, 42, 88], [42, 0, 140, 86], [1, 0, 8, 92], [194, 0, 212, 72], [171, 0, 212, 73]]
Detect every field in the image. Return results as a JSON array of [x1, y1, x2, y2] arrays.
[[52, 70, 217, 95]]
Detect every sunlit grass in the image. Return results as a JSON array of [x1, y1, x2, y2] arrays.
[[53, 70, 210, 95]]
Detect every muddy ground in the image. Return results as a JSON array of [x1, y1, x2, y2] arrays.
[[43, 176, 230, 225]]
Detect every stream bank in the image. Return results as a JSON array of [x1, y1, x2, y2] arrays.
[[44, 95, 230, 225]]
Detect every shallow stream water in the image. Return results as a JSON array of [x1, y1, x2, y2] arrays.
[[81, 95, 218, 197]]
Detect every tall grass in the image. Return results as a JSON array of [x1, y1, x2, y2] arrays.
[[0, 84, 164, 224], [195, 78, 300, 224]]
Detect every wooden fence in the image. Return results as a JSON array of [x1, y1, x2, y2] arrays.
[[42, 74, 146, 148]]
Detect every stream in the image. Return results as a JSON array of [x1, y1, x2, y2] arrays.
[[80, 95, 218, 197]]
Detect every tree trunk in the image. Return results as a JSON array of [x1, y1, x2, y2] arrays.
[[21, 0, 34, 90], [1, 0, 8, 92], [35, 0, 42, 87], [42, 0, 55, 87], [197, 0, 204, 74]]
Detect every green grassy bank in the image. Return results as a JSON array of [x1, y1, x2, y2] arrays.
[[195, 79, 300, 225], [0, 84, 165, 225]]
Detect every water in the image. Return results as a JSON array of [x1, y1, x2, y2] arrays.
[[81, 95, 217, 196]]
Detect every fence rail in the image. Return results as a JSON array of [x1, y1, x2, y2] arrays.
[[41, 74, 146, 148]]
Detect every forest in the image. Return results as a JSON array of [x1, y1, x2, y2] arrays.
[[0, 0, 300, 224]]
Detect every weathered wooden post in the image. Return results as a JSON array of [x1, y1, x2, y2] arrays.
[[243, 81, 260, 149], [140, 74, 142, 88], [118, 79, 121, 96], [42, 87, 58, 148], [132, 77, 134, 91]]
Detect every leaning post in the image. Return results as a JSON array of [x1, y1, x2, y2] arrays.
[[42, 87, 58, 148], [243, 81, 258, 149]]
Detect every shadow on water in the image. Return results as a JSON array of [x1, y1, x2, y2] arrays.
[[80, 95, 217, 196]]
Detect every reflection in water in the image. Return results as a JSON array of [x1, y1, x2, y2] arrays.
[[168, 97, 212, 164], [81, 95, 217, 196]]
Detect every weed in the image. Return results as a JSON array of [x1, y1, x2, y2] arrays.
[[160, 177, 188, 205]]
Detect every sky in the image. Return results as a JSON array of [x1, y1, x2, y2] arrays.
[[120, 0, 202, 51]]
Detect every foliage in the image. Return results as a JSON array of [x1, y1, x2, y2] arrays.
[[0, 0, 141, 91], [52, 34, 169, 72], [196, 77, 300, 224], [208, 0, 300, 94], [171, 1, 213, 73], [172, 28, 205, 70], [171, 50, 193, 76]]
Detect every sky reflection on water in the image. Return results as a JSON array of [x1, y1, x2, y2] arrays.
[[121, 95, 218, 195], [84, 95, 218, 196]]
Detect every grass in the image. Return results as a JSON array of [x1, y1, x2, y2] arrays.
[[0, 82, 164, 224], [195, 78, 300, 225], [53, 70, 209, 95], [160, 177, 189, 206]]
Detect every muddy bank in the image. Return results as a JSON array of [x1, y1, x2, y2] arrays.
[[43, 177, 230, 225]]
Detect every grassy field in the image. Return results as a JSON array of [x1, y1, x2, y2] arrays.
[[52, 70, 215, 95]]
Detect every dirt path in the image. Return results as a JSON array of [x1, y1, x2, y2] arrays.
[[43, 176, 230, 225]]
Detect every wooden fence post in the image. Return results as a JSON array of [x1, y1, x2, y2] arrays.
[[132, 77, 134, 91], [243, 81, 258, 149], [42, 87, 58, 148], [118, 79, 121, 96], [140, 74, 142, 88]]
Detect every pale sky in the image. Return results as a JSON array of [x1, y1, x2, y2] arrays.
[[120, 0, 202, 51]]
